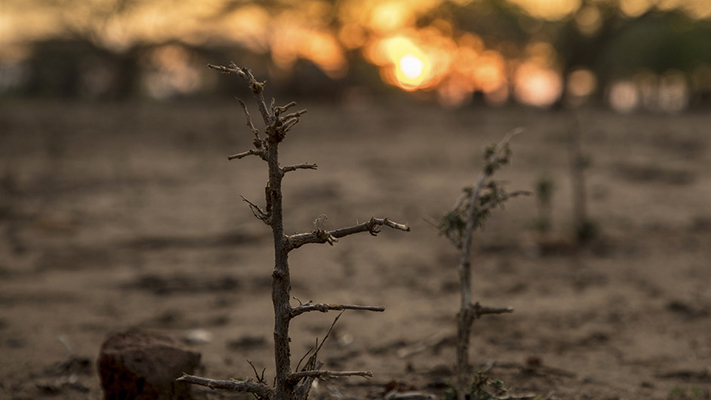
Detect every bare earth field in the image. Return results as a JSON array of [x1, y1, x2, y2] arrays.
[[1, 98, 710, 400]]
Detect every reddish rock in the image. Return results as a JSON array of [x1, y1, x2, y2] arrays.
[[98, 330, 201, 400]]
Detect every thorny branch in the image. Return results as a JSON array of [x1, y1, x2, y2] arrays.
[[208, 63, 273, 127], [281, 163, 318, 174], [193, 63, 409, 400], [209, 62, 306, 144], [236, 97, 262, 145], [286, 217, 410, 251], [228, 148, 266, 161], [291, 302, 385, 318]]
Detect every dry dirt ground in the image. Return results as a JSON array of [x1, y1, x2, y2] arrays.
[[1, 98, 710, 400]]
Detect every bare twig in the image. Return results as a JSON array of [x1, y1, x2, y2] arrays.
[[385, 391, 437, 400], [289, 370, 373, 381], [208, 63, 272, 127], [281, 163, 318, 174], [295, 343, 315, 373], [301, 311, 343, 372], [275, 101, 297, 115], [208, 63, 247, 77], [472, 302, 513, 317], [228, 148, 266, 161], [177, 374, 272, 399], [481, 391, 539, 400], [291, 303, 385, 318], [241, 195, 270, 224], [286, 217, 410, 251], [293, 312, 343, 399], [247, 360, 267, 385], [293, 361, 323, 400], [236, 98, 261, 143]]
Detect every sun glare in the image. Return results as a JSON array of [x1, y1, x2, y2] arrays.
[[367, 35, 435, 90], [399, 55, 425, 80]]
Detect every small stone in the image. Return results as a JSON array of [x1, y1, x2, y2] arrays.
[[98, 330, 201, 400]]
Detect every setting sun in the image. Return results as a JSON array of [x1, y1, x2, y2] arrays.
[[396, 54, 426, 88]]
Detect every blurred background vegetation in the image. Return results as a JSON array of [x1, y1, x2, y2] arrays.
[[1, 0, 710, 112]]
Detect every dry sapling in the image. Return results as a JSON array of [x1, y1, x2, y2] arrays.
[[434, 130, 530, 400], [178, 64, 410, 400]]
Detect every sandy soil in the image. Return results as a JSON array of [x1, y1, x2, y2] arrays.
[[1, 98, 710, 400]]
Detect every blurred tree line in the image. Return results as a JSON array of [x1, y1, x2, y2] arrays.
[[2, 0, 710, 110]]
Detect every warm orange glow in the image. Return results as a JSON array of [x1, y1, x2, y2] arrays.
[[368, 36, 416, 66], [472, 51, 508, 93], [368, 35, 431, 90], [338, 23, 368, 49], [366, 26, 513, 105], [524, 42, 557, 67], [485, 84, 510, 106], [220, 5, 271, 53], [436, 78, 470, 107], [301, 31, 348, 78], [398, 55, 426, 83], [144, 45, 202, 99], [683, 0, 711, 18], [567, 69, 597, 97], [3, 0, 708, 107], [575, 5, 602, 35], [507, 0, 582, 20], [370, 2, 414, 34], [0, 8, 59, 46], [620, 0, 652, 17], [514, 61, 563, 107], [270, 10, 347, 78]]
